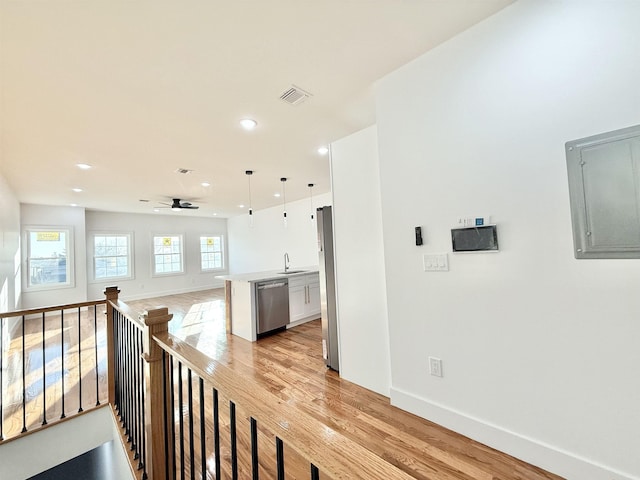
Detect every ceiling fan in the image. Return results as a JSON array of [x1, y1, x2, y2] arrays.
[[159, 198, 200, 211]]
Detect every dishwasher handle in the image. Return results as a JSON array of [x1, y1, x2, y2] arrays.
[[257, 282, 287, 290]]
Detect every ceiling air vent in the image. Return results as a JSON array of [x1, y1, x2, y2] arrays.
[[279, 85, 312, 106], [175, 168, 193, 175]]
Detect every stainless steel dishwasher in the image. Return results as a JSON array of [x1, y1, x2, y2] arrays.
[[255, 279, 290, 335]]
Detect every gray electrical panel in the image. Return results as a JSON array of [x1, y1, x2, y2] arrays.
[[566, 124, 640, 259]]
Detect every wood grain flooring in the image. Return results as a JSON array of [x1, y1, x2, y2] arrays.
[[0, 305, 108, 441], [124, 289, 565, 480], [1, 289, 565, 479]]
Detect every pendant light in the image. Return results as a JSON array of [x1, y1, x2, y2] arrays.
[[308, 183, 315, 222], [245, 170, 254, 227], [281, 177, 288, 227]]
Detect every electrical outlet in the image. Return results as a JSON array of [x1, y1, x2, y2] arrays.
[[429, 357, 443, 377]]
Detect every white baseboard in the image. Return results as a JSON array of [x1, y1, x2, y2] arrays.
[[390, 387, 637, 480], [287, 314, 320, 329], [119, 281, 225, 302]]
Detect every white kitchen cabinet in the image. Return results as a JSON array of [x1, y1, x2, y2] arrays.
[[288, 272, 321, 324]]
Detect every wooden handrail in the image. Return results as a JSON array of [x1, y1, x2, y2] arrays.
[[0, 299, 107, 319], [153, 331, 415, 480]]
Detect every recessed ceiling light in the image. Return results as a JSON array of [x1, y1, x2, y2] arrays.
[[240, 118, 257, 131], [238, 204, 245, 209], [273, 193, 281, 198], [76, 163, 92, 170], [317, 146, 329, 156], [72, 188, 83, 193], [212, 213, 218, 216], [201, 182, 211, 187], [70, 203, 78, 207], [153, 208, 160, 213]]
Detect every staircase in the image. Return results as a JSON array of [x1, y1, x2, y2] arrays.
[[0, 405, 133, 480]]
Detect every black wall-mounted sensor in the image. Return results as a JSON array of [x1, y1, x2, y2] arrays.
[[415, 226, 423, 246]]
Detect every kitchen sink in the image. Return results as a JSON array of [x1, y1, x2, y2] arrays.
[[277, 270, 306, 275]]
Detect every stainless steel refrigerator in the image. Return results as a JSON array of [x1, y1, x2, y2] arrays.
[[317, 206, 339, 371]]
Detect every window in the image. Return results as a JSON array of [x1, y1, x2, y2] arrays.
[[153, 235, 183, 275], [26, 227, 73, 289], [200, 235, 224, 271], [93, 233, 132, 280]]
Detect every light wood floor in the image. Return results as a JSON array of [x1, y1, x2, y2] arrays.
[[124, 289, 565, 480], [1, 306, 107, 440], [0, 290, 564, 479]]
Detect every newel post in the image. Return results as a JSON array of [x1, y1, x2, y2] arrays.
[[140, 307, 173, 480], [104, 286, 120, 405]]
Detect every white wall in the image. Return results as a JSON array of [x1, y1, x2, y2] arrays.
[[0, 173, 21, 312], [85, 211, 228, 301], [21, 204, 88, 308], [330, 126, 390, 396], [227, 192, 331, 274], [375, 2, 640, 479]]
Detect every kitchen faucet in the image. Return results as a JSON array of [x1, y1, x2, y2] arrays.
[[284, 252, 290, 272]]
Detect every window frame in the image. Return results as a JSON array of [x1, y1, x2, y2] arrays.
[[24, 226, 75, 291], [152, 234, 185, 277], [90, 232, 134, 283], [199, 234, 225, 272]]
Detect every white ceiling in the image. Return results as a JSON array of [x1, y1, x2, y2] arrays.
[[0, 0, 512, 218]]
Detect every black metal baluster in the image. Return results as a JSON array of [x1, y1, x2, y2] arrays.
[[140, 331, 148, 479], [41, 312, 47, 426], [178, 362, 185, 480], [21, 315, 27, 433], [1, 316, 4, 440], [60, 310, 66, 419], [134, 325, 141, 463], [163, 351, 170, 480], [276, 437, 285, 480], [212, 388, 220, 480], [188, 369, 195, 480], [94, 306, 100, 406], [77, 307, 83, 413], [114, 312, 120, 414], [170, 356, 177, 478], [124, 318, 131, 441], [117, 312, 123, 418], [310, 464, 320, 480], [230, 401, 238, 480], [128, 320, 136, 449], [199, 377, 206, 480], [121, 315, 128, 433], [120, 313, 125, 419], [251, 417, 259, 480]]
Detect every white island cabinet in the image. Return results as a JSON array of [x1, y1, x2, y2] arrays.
[[216, 268, 320, 342]]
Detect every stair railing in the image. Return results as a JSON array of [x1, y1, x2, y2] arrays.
[[0, 296, 108, 442], [105, 288, 413, 480]]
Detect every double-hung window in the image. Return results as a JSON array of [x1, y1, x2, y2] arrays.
[[92, 233, 133, 280], [26, 227, 73, 289], [153, 235, 184, 275], [200, 235, 224, 271]]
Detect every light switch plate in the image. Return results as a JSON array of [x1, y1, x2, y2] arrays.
[[423, 253, 449, 272]]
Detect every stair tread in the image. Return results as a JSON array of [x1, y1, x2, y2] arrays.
[[27, 441, 122, 480]]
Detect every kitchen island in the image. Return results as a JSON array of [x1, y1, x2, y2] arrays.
[[216, 267, 320, 341]]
